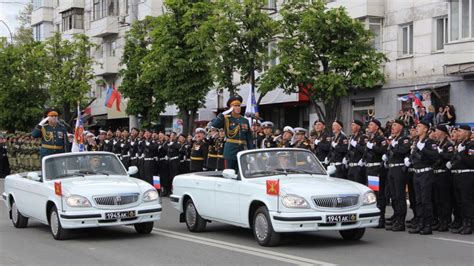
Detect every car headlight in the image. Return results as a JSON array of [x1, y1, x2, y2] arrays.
[[363, 191, 377, 205], [281, 195, 310, 209], [66, 195, 91, 207], [143, 189, 159, 202]]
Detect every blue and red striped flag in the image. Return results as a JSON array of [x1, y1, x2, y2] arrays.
[[71, 104, 85, 152]]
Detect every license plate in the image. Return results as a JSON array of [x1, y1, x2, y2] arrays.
[[105, 211, 136, 220], [326, 214, 357, 223]]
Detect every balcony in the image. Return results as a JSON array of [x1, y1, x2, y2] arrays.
[[31, 7, 54, 25], [327, 0, 385, 19], [88, 16, 119, 37], [59, 0, 85, 12], [444, 40, 474, 77], [94, 56, 120, 76]]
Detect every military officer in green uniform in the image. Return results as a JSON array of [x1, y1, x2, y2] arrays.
[[211, 95, 253, 171], [31, 108, 69, 160]]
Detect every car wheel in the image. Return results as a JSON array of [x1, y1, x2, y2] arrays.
[[253, 206, 280, 246], [11, 201, 28, 228], [49, 206, 69, 240], [339, 228, 365, 241], [184, 199, 207, 232], [134, 222, 154, 234]]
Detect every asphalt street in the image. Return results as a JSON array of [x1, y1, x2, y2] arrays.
[[0, 179, 473, 266]]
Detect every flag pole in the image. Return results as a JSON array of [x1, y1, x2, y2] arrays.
[[277, 179, 280, 213]]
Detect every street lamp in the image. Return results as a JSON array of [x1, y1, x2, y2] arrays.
[[0, 19, 13, 43]]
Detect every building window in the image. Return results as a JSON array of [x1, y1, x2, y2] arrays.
[[125, 0, 129, 15], [33, 24, 43, 41], [267, 0, 277, 10], [368, 18, 383, 50], [93, 0, 119, 20], [106, 40, 117, 57], [62, 9, 84, 31], [32, 0, 43, 10], [449, 0, 474, 41], [435, 17, 448, 51], [263, 41, 278, 71], [401, 23, 413, 56]]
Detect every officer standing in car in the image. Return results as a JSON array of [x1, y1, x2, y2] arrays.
[[31, 108, 69, 160]]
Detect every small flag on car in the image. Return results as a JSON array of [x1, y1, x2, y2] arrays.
[[368, 176, 379, 191], [266, 180, 279, 196], [153, 176, 161, 190], [54, 181, 62, 196]]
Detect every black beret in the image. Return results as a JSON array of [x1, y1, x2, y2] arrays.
[[370, 119, 381, 128], [314, 119, 325, 126], [352, 120, 363, 128], [436, 125, 449, 134], [227, 94, 243, 107], [418, 121, 430, 129], [333, 120, 344, 128], [458, 124, 472, 131], [393, 119, 405, 127], [131, 127, 139, 132]]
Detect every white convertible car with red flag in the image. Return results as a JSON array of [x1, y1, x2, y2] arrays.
[[2, 152, 161, 240], [171, 148, 380, 246]]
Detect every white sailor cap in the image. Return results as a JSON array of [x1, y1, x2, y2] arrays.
[[294, 127, 307, 135], [283, 126, 294, 134], [261, 121, 274, 128], [195, 127, 206, 134]]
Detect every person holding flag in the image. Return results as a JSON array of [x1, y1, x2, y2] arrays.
[[32, 108, 69, 159]]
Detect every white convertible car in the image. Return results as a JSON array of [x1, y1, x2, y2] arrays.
[[171, 148, 380, 246], [2, 152, 161, 240]]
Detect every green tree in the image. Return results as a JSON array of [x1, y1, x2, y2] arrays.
[[0, 39, 47, 132], [13, 2, 34, 45], [143, 0, 215, 134], [212, 0, 278, 102], [120, 17, 166, 127], [260, 0, 386, 125], [44, 33, 96, 126]]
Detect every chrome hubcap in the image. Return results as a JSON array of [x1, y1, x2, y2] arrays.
[[186, 203, 197, 227], [254, 213, 269, 241], [50, 211, 59, 236], [12, 203, 18, 223]]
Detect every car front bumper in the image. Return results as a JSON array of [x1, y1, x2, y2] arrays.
[[269, 206, 380, 233], [58, 204, 162, 229]]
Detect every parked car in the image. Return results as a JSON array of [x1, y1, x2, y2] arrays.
[[171, 148, 380, 246], [2, 152, 161, 240]]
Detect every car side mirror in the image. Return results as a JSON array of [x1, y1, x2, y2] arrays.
[[222, 169, 238, 180], [128, 166, 138, 175], [27, 172, 41, 182], [326, 165, 337, 177]]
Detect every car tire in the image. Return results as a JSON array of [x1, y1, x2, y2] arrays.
[[134, 222, 154, 234], [253, 206, 280, 247], [184, 199, 207, 232], [49, 206, 69, 240], [11, 201, 28, 228], [339, 228, 365, 241]]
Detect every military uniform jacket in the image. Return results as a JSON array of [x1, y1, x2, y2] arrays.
[[295, 138, 311, 150], [140, 139, 157, 159], [347, 132, 368, 163], [256, 133, 265, 149], [102, 139, 114, 152], [410, 136, 439, 169], [433, 137, 454, 170], [167, 141, 180, 160], [329, 132, 348, 163], [277, 139, 292, 148], [112, 138, 122, 156], [0, 144, 10, 178], [210, 113, 253, 160], [363, 133, 387, 164], [121, 138, 132, 157], [261, 135, 277, 149], [451, 139, 474, 170], [129, 138, 140, 158], [31, 123, 69, 155], [387, 135, 411, 164], [313, 132, 331, 162], [190, 140, 208, 170]]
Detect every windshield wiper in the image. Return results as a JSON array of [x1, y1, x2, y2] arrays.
[[275, 168, 316, 175], [55, 173, 85, 179], [75, 170, 110, 176], [250, 170, 286, 177]]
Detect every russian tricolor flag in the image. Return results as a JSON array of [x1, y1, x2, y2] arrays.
[[368, 175, 379, 191], [153, 176, 161, 190]]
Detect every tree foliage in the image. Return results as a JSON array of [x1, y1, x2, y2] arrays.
[[43, 33, 96, 125], [13, 2, 34, 45], [0, 39, 47, 132], [260, 0, 387, 125]]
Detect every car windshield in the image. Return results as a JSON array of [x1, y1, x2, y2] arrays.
[[44, 153, 127, 180], [240, 149, 326, 179]]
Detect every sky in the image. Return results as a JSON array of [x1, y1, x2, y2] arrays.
[[0, 0, 29, 40]]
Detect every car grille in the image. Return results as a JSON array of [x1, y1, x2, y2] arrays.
[[94, 194, 139, 207], [313, 195, 359, 208]]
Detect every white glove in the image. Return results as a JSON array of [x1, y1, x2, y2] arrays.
[[331, 141, 337, 148], [314, 139, 321, 145], [146, 141, 150, 146], [323, 157, 329, 165], [342, 157, 348, 166], [391, 140, 398, 148], [382, 154, 388, 162], [416, 141, 425, 150], [437, 147, 443, 153], [446, 161, 452, 169], [458, 144, 465, 152], [223, 106, 234, 115], [357, 159, 364, 167], [366, 142, 374, 149], [350, 139, 357, 147], [38, 117, 49, 126], [404, 157, 411, 167]]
